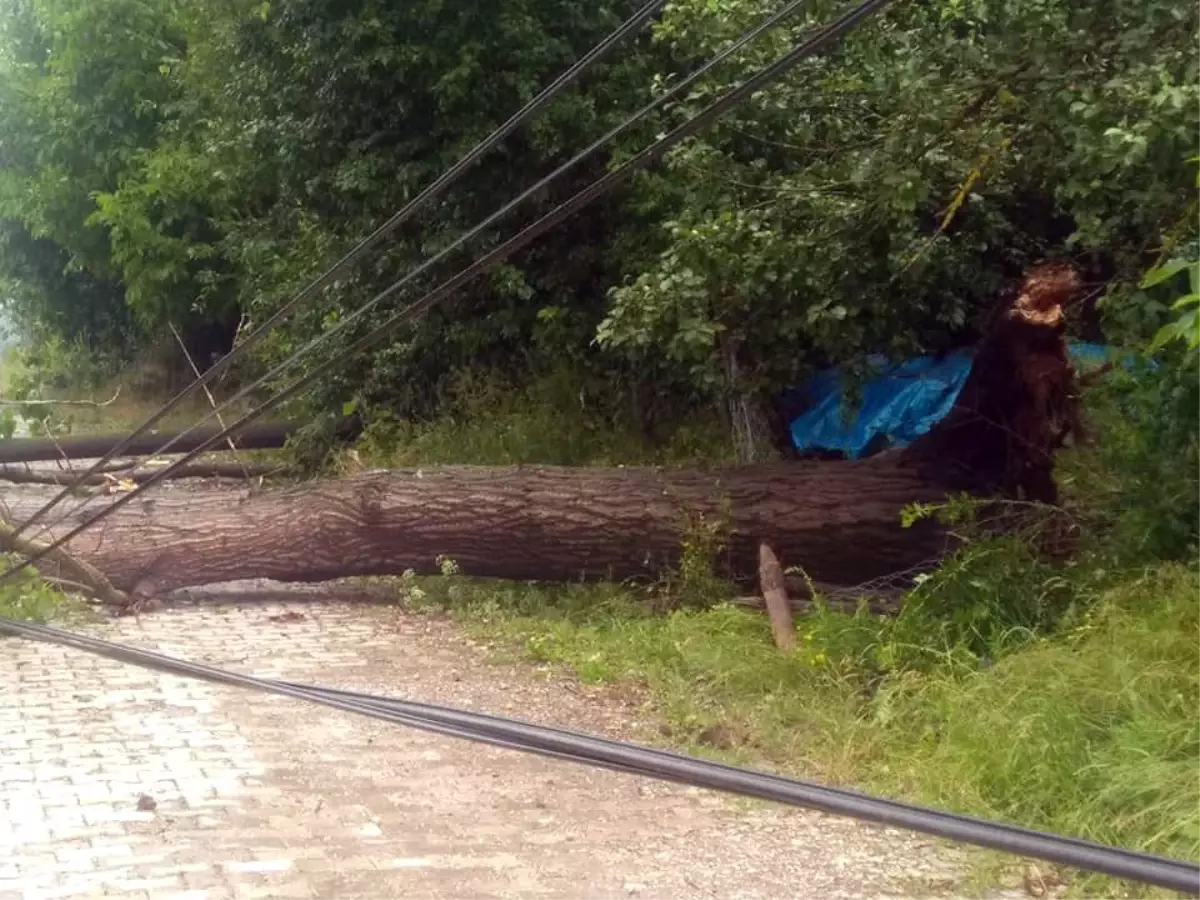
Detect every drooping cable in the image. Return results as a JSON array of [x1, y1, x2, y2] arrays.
[[11, 0, 671, 540], [1, 615, 1196, 894], [11, 0, 819, 554], [4, 0, 886, 580]]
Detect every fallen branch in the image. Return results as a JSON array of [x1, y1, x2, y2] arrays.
[[0, 460, 286, 486], [0, 387, 122, 407]]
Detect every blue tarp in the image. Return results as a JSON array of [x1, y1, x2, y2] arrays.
[[786, 343, 1114, 459]]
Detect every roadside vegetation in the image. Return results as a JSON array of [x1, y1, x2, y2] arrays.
[[0, 557, 74, 622], [0, 0, 1194, 895], [367, 350, 1198, 897]]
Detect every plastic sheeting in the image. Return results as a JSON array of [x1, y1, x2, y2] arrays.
[[786, 343, 1113, 460]]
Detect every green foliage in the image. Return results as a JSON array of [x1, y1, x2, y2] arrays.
[[0, 0, 184, 353], [124, 0, 661, 417], [0, 0, 664, 407], [1070, 370, 1199, 564], [0, 554, 76, 623], [600, 0, 1198, 399], [667, 506, 735, 609], [1, 0, 1194, 426], [869, 564, 1199, 892], [354, 366, 734, 469], [6, 333, 121, 395]]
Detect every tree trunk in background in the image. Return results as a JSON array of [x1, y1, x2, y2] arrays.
[[4, 263, 1084, 602], [0, 418, 360, 464]]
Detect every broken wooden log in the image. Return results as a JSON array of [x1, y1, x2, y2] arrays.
[[0, 461, 287, 486], [6, 458, 954, 599], [758, 543, 797, 650]]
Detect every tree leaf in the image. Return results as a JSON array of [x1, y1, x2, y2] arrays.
[[1140, 259, 1190, 289]]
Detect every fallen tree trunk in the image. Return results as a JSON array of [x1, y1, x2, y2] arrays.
[[0, 417, 359, 464], [8, 456, 952, 598], [6, 263, 1083, 604]]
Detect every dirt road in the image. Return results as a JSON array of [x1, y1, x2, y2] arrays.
[[0, 595, 969, 899]]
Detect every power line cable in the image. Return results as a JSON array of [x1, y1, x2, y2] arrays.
[[3, 7, 1191, 890], [14, 0, 819, 551], [15, 0, 811, 547], [3, 0, 882, 579], [1, 615, 1196, 895], [11, 0, 671, 540]]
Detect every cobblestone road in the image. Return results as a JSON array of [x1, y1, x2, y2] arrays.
[[1, 596, 967, 899]]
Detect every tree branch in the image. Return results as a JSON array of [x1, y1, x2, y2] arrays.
[[0, 387, 121, 407]]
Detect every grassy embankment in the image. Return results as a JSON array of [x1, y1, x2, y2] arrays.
[[352, 369, 1199, 898], [2, 355, 1195, 896]]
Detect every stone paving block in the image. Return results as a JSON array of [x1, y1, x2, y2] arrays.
[[0, 599, 968, 899]]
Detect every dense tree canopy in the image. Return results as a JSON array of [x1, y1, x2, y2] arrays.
[[0, 0, 1194, 428]]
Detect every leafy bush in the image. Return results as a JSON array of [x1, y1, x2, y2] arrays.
[[355, 366, 735, 468], [0, 555, 76, 623], [1, 0, 1195, 427]]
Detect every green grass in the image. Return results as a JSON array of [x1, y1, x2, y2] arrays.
[[403, 562, 1198, 897], [409, 577, 870, 770], [870, 565, 1198, 859], [365, 367, 1199, 897]]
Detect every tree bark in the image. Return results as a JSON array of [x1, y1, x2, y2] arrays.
[[4, 262, 1083, 604], [7, 457, 951, 599]]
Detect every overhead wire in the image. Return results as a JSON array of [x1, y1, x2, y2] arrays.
[[10, 0, 672, 541], [0, 5, 1194, 888], [1, 615, 1196, 895], [14, 0, 815, 550], [5, 0, 823, 567]]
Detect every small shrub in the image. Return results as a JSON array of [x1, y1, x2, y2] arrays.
[[0, 556, 75, 623], [354, 366, 735, 468]]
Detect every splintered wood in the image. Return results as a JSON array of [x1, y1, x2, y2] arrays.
[[757, 542, 796, 651]]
